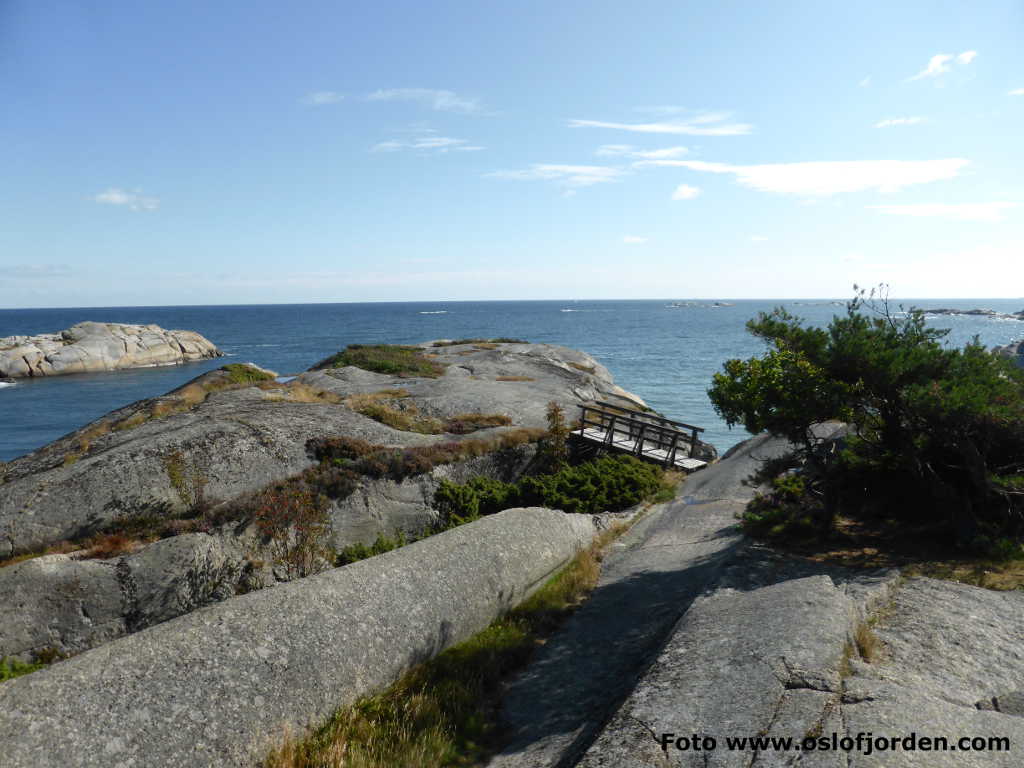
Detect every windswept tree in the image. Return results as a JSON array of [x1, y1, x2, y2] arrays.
[[708, 285, 1024, 547]]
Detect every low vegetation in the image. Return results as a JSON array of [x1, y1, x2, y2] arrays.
[[264, 520, 630, 768], [709, 285, 1024, 557], [1, 656, 46, 682], [435, 454, 664, 521], [311, 344, 447, 378]]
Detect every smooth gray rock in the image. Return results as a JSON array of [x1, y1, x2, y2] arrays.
[[0, 507, 598, 768], [994, 340, 1024, 368], [0, 321, 221, 378], [0, 532, 260, 660], [576, 575, 865, 768], [0, 446, 538, 661], [0, 342, 662, 557]]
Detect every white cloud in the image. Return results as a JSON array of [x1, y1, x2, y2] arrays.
[[301, 91, 343, 106], [859, 76, 872, 88], [671, 184, 701, 200], [641, 158, 968, 197], [371, 135, 483, 153], [875, 116, 925, 128], [622, 235, 648, 244], [908, 51, 977, 81], [569, 112, 751, 136], [868, 202, 1018, 222], [92, 188, 159, 211], [1010, 88, 1024, 96], [367, 88, 480, 114], [596, 144, 688, 160], [486, 164, 625, 188], [909, 53, 954, 80]]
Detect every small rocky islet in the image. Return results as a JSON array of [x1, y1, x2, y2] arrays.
[[0, 321, 221, 378]]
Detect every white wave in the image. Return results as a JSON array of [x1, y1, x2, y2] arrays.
[[0, 381, 14, 389], [419, 311, 448, 314]]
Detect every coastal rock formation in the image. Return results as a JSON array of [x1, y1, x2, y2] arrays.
[[0, 507, 599, 768], [0, 321, 221, 378], [924, 307, 1024, 320], [0, 341, 712, 660], [994, 340, 1024, 368]]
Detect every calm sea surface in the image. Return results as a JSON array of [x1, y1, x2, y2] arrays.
[[2, 299, 1022, 462]]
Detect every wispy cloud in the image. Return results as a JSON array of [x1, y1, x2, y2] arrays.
[[371, 135, 483, 153], [868, 202, 1018, 222], [6, 264, 73, 279], [907, 51, 977, 81], [301, 91, 343, 106], [485, 164, 625, 188], [569, 112, 751, 136], [92, 188, 159, 211], [642, 158, 969, 197], [875, 116, 925, 128], [859, 76, 872, 88], [1010, 88, 1024, 96], [671, 184, 701, 200], [596, 144, 688, 160], [368, 88, 481, 114], [622, 235, 648, 244]]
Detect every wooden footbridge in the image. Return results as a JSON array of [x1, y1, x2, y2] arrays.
[[573, 402, 708, 472]]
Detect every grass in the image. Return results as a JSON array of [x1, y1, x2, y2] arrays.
[[221, 363, 276, 385], [311, 345, 447, 378], [494, 375, 535, 382], [264, 520, 630, 768], [1, 656, 45, 682], [648, 470, 684, 504], [346, 392, 513, 436]]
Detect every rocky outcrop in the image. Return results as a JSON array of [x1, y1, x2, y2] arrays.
[[0, 341, 708, 661], [994, 340, 1024, 368], [0, 321, 221, 378], [0, 507, 599, 768], [924, 307, 1024, 320]]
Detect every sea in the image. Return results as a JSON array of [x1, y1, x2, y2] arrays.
[[1, 299, 1022, 463]]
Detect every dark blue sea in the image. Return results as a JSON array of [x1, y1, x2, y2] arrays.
[[2, 299, 1022, 462]]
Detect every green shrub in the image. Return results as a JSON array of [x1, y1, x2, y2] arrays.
[[708, 284, 1024, 547], [336, 530, 408, 566], [0, 656, 44, 682], [311, 345, 446, 378], [434, 454, 663, 521], [220, 363, 275, 385]]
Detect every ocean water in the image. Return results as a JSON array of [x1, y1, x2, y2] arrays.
[[1, 299, 1022, 462]]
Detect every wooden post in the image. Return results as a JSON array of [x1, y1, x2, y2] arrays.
[[689, 427, 699, 458]]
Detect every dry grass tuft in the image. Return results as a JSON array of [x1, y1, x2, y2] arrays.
[[85, 533, 139, 560], [495, 375, 535, 382], [568, 362, 596, 374], [854, 622, 880, 663]]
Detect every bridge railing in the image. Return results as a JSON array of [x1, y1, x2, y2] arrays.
[[576, 403, 705, 467]]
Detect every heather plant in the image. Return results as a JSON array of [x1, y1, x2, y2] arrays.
[[253, 483, 334, 579]]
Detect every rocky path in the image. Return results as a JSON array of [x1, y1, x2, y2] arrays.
[[488, 434, 796, 767], [492, 430, 1024, 768]]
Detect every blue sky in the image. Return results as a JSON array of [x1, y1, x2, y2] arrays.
[[2, 0, 1022, 307]]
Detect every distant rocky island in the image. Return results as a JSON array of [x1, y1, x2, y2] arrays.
[[0, 321, 221, 378], [922, 307, 1024, 320]]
